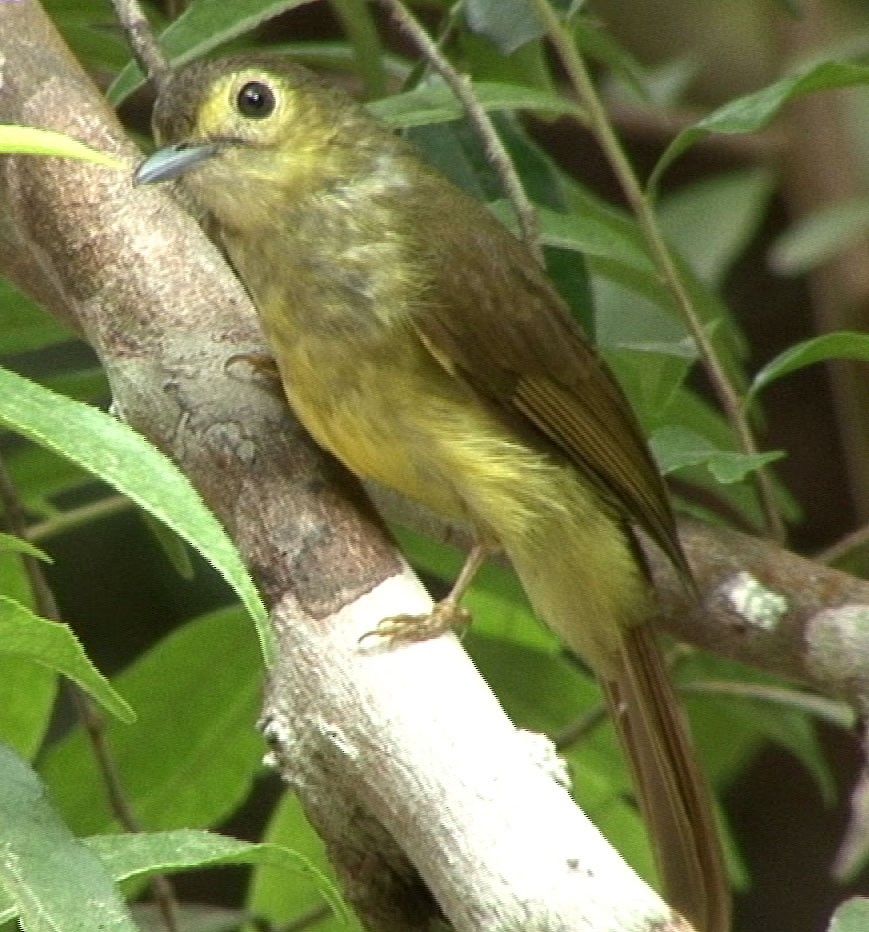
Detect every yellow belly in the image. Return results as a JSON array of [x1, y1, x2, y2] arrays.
[[274, 322, 472, 520], [265, 306, 646, 670]]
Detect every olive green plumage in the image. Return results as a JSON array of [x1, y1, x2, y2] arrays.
[[136, 55, 730, 932]]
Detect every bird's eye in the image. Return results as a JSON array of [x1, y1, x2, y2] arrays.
[[236, 81, 276, 119]]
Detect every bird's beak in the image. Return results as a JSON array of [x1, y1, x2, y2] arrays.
[[133, 142, 222, 185]]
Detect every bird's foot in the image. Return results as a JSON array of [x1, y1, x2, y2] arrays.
[[360, 600, 471, 645], [225, 350, 282, 387]]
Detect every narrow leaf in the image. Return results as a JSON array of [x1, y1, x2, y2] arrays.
[[0, 743, 138, 932], [649, 425, 785, 482], [0, 125, 124, 169], [247, 791, 362, 931], [651, 61, 869, 191], [41, 607, 262, 835], [0, 595, 134, 723], [327, 0, 388, 98], [85, 830, 346, 919], [686, 681, 855, 730], [369, 80, 584, 129], [0, 366, 271, 662], [770, 198, 869, 274], [132, 903, 244, 932], [0, 655, 57, 761], [747, 332, 869, 407], [0, 534, 51, 563], [464, 0, 544, 55], [489, 200, 653, 271], [659, 168, 776, 286]]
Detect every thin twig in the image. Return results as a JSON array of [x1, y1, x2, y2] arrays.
[[525, 0, 787, 542], [682, 680, 855, 729], [815, 521, 869, 566], [66, 687, 182, 932], [553, 703, 608, 750], [27, 495, 131, 543], [0, 458, 61, 620], [374, 0, 543, 264], [0, 456, 180, 932], [111, 0, 171, 93]]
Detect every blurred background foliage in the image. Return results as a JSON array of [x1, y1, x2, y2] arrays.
[[3, 1, 869, 930]]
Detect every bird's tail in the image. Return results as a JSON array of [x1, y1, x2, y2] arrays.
[[603, 622, 730, 932], [473, 461, 730, 930]]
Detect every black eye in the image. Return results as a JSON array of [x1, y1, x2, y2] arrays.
[[237, 81, 276, 119]]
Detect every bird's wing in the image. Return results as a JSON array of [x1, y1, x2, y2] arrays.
[[406, 181, 690, 582]]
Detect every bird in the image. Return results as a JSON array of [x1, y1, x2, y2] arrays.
[[134, 54, 730, 932]]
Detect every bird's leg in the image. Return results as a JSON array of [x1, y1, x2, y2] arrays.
[[363, 542, 489, 643]]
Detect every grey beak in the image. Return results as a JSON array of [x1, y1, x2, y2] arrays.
[[133, 142, 221, 185]]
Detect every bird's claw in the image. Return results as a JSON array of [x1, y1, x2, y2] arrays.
[[359, 600, 471, 645]]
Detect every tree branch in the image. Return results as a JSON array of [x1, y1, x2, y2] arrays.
[[372, 487, 869, 715]]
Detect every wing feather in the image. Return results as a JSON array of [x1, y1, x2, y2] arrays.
[[406, 177, 691, 582]]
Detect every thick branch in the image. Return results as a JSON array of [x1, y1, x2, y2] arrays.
[[372, 490, 869, 714]]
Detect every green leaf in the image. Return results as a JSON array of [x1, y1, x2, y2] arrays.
[[0, 559, 58, 759], [327, 0, 388, 98], [604, 345, 695, 436], [41, 365, 109, 405], [0, 125, 124, 169], [40, 607, 263, 835], [649, 387, 789, 531], [404, 120, 488, 200], [132, 903, 244, 932], [369, 80, 584, 129], [651, 60, 869, 191], [770, 198, 869, 275], [3, 444, 94, 521], [828, 899, 869, 932], [649, 425, 785, 483], [84, 830, 345, 919], [44, 0, 135, 76], [0, 595, 134, 723], [490, 200, 653, 272], [464, 0, 543, 55], [746, 332, 869, 408], [0, 534, 51, 563], [659, 169, 776, 286], [489, 115, 596, 324], [575, 14, 650, 102], [678, 654, 836, 806], [0, 279, 73, 355], [0, 654, 57, 761], [688, 681, 855, 731], [247, 792, 363, 931], [108, 0, 320, 105], [0, 366, 271, 663], [0, 742, 138, 932], [140, 510, 196, 580]]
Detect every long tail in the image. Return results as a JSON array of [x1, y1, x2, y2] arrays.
[[603, 623, 730, 932], [469, 459, 730, 929]]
